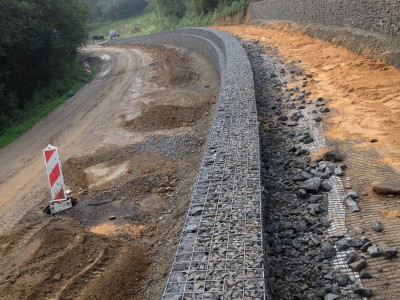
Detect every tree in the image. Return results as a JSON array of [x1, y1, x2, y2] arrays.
[[0, 0, 89, 133], [86, 0, 147, 21]]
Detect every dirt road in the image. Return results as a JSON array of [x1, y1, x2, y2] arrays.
[[0, 45, 143, 233], [0, 44, 219, 299]]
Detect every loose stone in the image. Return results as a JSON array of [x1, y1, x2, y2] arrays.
[[354, 287, 374, 298], [303, 137, 314, 144], [360, 271, 373, 279], [334, 167, 344, 176], [349, 259, 367, 272], [300, 177, 321, 193], [377, 242, 398, 259], [321, 242, 336, 259], [334, 273, 349, 287], [346, 251, 361, 264], [320, 107, 330, 113], [372, 220, 383, 232], [347, 238, 364, 248], [324, 293, 341, 300], [361, 241, 373, 252], [347, 191, 361, 200], [372, 180, 400, 195], [344, 197, 360, 212], [322, 147, 344, 162], [313, 115, 322, 122], [367, 245, 381, 257]]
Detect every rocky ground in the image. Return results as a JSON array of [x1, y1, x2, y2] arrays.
[[243, 39, 396, 299]]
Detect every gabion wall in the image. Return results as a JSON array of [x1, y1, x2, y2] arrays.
[[117, 28, 266, 299], [250, 0, 400, 37]]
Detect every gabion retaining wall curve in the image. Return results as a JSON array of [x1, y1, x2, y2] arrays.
[[249, 0, 400, 68], [250, 0, 400, 37], [115, 28, 266, 299]]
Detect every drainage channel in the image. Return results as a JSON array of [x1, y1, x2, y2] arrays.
[[243, 38, 374, 300]]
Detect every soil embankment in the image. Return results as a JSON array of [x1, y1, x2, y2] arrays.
[[215, 23, 400, 299]]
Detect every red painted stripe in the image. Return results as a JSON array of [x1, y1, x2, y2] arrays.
[[49, 163, 61, 186], [44, 149, 56, 163], [55, 186, 65, 200]]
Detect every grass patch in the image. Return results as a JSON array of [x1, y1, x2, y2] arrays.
[[87, 12, 160, 39], [0, 66, 95, 149], [86, 1, 246, 39], [169, 0, 246, 28]]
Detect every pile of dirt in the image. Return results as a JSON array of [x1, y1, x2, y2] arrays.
[[0, 218, 150, 300], [124, 103, 211, 132], [133, 44, 199, 87], [63, 147, 176, 194]]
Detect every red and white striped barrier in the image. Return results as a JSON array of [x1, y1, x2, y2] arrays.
[[84, 61, 91, 75], [43, 144, 71, 214]]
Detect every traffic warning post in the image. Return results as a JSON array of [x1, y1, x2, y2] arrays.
[[84, 61, 91, 75], [43, 144, 72, 214]]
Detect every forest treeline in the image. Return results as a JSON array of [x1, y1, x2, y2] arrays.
[[0, 0, 88, 136], [146, 0, 246, 26], [86, 0, 246, 25], [86, 0, 146, 21]]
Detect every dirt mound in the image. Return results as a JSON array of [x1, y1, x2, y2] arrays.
[[146, 45, 199, 86], [0, 218, 150, 300], [124, 103, 210, 132], [114, 44, 198, 87]]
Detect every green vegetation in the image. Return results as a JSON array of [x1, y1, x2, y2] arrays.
[[86, 0, 146, 21], [87, 11, 160, 38], [0, 0, 89, 145], [146, 0, 247, 29], [0, 61, 94, 149], [87, 0, 247, 39]]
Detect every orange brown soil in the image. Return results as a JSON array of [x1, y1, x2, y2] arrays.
[[215, 23, 400, 299], [214, 23, 400, 174]]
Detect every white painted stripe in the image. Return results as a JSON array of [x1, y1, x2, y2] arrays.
[[50, 174, 65, 200], [45, 150, 59, 178]]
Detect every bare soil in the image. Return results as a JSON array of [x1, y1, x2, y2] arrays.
[[0, 43, 219, 299], [215, 23, 400, 174], [215, 23, 400, 299]]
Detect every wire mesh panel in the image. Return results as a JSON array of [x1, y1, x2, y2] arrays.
[[160, 29, 266, 300]]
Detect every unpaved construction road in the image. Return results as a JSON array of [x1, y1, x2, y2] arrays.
[[0, 44, 219, 299], [2, 22, 400, 300]]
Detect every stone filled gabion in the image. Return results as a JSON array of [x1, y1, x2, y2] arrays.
[[250, 0, 400, 37], [117, 29, 265, 299]]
